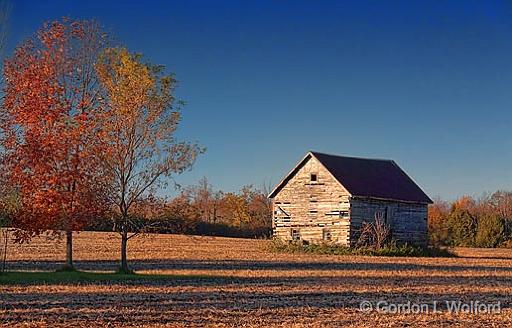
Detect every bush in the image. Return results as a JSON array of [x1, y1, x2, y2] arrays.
[[475, 214, 505, 248], [268, 239, 454, 258], [445, 209, 477, 246], [195, 221, 271, 239], [85, 216, 271, 239], [356, 215, 390, 250], [499, 239, 512, 248]]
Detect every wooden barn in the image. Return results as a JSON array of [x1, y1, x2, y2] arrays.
[[268, 151, 432, 246]]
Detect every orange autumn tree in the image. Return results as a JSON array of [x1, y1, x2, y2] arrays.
[[0, 19, 110, 270], [95, 48, 201, 273]]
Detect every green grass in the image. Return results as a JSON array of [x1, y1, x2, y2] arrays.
[[0, 270, 214, 285], [268, 239, 455, 257]]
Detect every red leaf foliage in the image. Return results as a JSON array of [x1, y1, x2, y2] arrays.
[[1, 19, 110, 241]]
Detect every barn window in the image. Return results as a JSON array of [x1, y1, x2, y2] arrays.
[[322, 228, 332, 241], [310, 173, 317, 182], [291, 229, 300, 241]]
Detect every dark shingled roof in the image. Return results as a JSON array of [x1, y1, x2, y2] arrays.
[[269, 152, 432, 204]]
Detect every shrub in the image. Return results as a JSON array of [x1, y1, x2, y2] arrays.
[[85, 214, 271, 239], [445, 209, 477, 246], [268, 239, 454, 258], [475, 214, 505, 248], [356, 214, 390, 250], [195, 221, 271, 239], [499, 239, 512, 248]]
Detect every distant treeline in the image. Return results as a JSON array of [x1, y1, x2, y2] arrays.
[[85, 184, 512, 246], [87, 177, 272, 239], [429, 191, 512, 248]]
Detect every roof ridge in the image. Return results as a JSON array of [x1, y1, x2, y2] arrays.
[[310, 150, 393, 162]]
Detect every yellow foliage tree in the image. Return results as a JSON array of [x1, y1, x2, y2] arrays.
[[96, 48, 202, 273]]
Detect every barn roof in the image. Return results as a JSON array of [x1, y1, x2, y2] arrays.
[[268, 151, 433, 204]]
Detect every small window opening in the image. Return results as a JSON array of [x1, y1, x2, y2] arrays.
[[323, 228, 332, 241], [310, 173, 317, 182], [291, 229, 301, 241]]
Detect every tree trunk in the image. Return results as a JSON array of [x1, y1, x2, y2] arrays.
[[1, 229, 8, 274], [63, 230, 74, 271], [119, 225, 130, 273]]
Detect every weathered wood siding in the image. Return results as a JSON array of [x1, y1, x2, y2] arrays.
[[349, 198, 428, 246], [272, 156, 351, 245]]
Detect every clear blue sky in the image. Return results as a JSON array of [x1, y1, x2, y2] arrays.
[[7, 0, 512, 200]]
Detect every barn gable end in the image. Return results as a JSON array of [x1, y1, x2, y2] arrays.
[[271, 154, 352, 245]]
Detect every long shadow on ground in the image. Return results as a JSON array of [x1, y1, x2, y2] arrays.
[[5, 258, 512, 273], [1, 269, 511, 289]]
